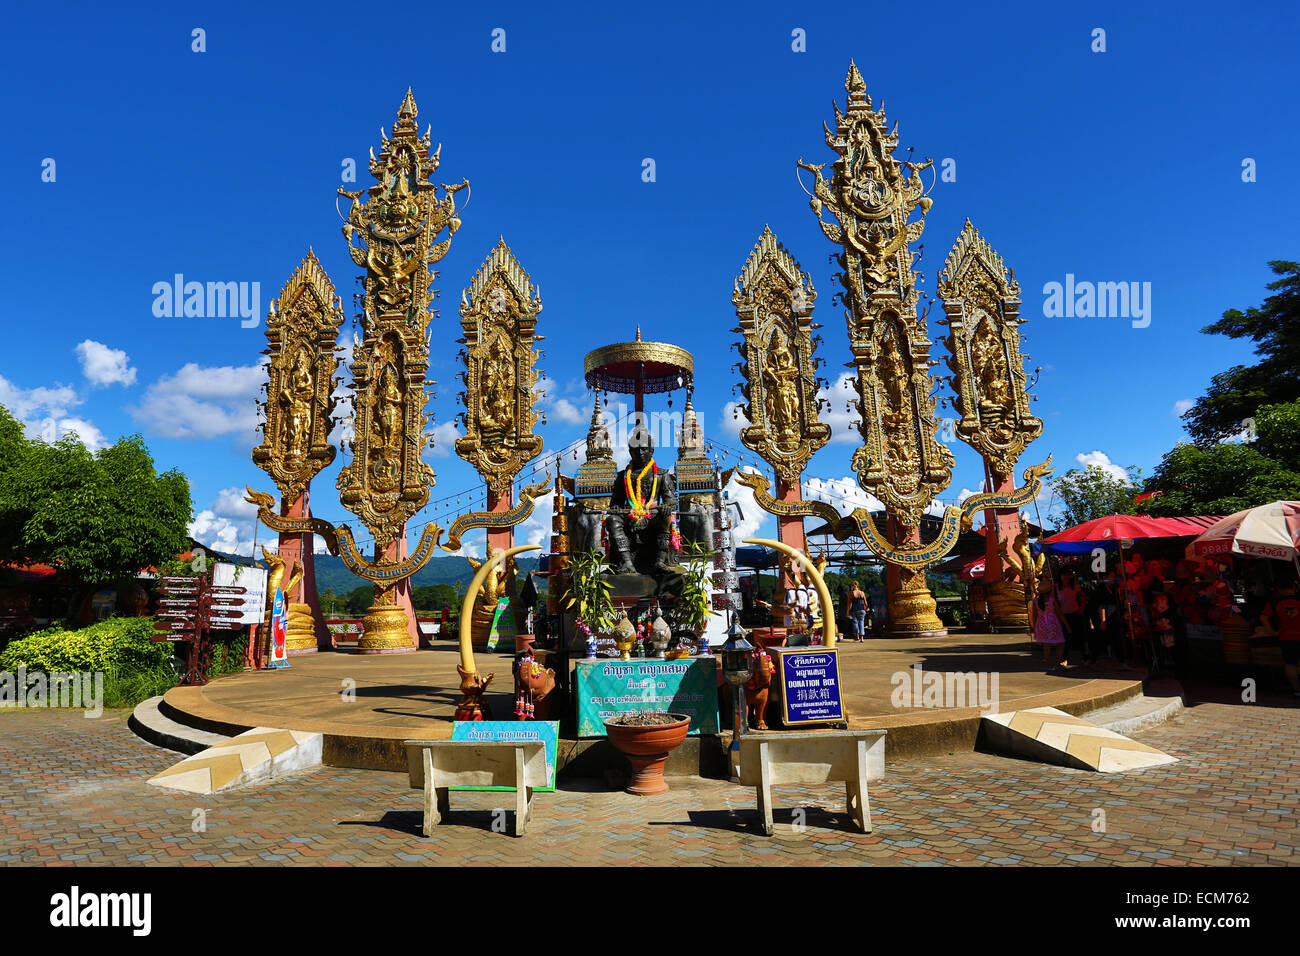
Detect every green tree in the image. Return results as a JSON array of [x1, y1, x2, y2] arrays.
[[1141, 400, 1300, 516], [1182, 260, 1300, 446], [411, 583, 458, 613], [0, 406, 192, 618], [1049, 464, 1141, 530], [344, 585, 373, 616]]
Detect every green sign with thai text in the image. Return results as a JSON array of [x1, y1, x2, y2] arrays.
[[576, 658, 719, 737]]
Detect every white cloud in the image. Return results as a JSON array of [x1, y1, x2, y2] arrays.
[[33, 416, 108, 451], [1172, 398, 1194, 417], [189, 512, 255, 557], [817, 372, 861, 444], [515, 491, 555, 547], [1074, 449, 1129, 482], [0, 374, 80, 420], [802, 475, 883, 514], [550, 398, 585, 425], [429, 420, 461, 457], [129, 361, 265, 439], [187, 485, 264, 557], [724, 467, 769, 542], [75, 340, 137, 387], [533, 376, 590, 429], [720, 401, 749, 439], [330, 381, 354, 445], [0, 373, 107, 450], [213, 485, 258, 521]]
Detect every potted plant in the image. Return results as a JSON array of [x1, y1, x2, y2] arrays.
[[564, 549, 618, 657], [603, 712, 692, 795], [672, 541, 716, 651]]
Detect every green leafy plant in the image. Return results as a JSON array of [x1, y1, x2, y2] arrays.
[[564, 549, 617, 632], [673, 541, 716, 634], [0, 617, 180, 709], [0, 617, 172, 673]]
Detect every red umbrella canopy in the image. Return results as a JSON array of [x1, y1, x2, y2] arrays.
[[1045, 514, 1222, 545]]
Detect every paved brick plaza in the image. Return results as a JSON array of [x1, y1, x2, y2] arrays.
[[2, 684, 1295, 867]]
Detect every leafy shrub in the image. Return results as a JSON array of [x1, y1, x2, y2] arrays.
[[207, 629, 248, 677], [0, 616, 171, 674]]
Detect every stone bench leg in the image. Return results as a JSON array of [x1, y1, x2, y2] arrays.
[[421, 750, 451, 837], [514, 746, 533, 837], [845, 739, 872, 833], [755, 741, 774, 836]]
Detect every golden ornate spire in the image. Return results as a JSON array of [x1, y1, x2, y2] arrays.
[[937, 219, 1041, 477], [252, 249, 344, 503], [731, 225, 829, 485], [454, 237, 544, 496]]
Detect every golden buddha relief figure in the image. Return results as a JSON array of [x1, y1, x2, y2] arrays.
[[762, 329, 803, 449]]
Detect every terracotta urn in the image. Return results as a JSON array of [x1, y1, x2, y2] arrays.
[[603, 713, 691, 795]]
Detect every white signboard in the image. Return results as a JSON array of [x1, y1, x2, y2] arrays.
[[212, 563, 268, 626]]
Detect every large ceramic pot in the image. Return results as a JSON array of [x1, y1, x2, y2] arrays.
[[603, 713, 691, 795]]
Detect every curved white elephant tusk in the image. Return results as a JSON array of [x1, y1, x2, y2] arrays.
[[458, 544, 540, 675], [742, 538, 837, 649]]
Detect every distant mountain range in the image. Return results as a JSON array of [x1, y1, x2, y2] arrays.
[[201, 547, 540, 595], [313, 553, 541, 595]]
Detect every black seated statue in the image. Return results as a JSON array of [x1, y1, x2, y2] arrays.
[[606, 423, 679, 575]]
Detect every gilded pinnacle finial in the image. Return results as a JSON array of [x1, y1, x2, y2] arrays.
[[635, 325, 641, 341], [398, 87, 418, 121], [845, 61, 867, 101]]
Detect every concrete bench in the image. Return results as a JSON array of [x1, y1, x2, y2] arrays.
[[738, 730, 887, 836], [403, 739, 548, 837]]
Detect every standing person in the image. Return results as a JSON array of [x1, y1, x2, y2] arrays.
[[846, 580, 868, 643], [1056, 569, 1089, 665], [1263, 579, 1300, 697], [1034, 585, 1068, 671], [1095, 572, 1123, 664]]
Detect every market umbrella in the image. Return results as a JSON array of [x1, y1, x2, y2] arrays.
[[1044, 513, 1221, 547], [1190, 501, 1300, 563]]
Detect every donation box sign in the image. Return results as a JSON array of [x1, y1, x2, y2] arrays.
[[776, 647, 844, 726], [576, 658, 720, 737]]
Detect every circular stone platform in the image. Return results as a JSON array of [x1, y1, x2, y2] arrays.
[[157, 635, 1143, 772]]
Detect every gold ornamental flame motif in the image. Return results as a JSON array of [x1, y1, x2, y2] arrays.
[[334, 89, 467, 551], [797, 61, 952, 533], [252, 249, 345, 503], [731, 226, 831, 485], [937, 219, 1043, 478], [455, 238, 544, 497]]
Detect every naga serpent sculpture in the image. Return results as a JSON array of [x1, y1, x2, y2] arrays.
[[735, 455, 1054, 570], [439, 475, 552, 553], [244, 486, 443, 583]]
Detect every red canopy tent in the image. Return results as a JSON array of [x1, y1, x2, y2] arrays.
[[1044, 514, 1223, 546]]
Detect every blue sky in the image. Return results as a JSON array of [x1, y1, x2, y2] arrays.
[[2, 0, 1296, 557]]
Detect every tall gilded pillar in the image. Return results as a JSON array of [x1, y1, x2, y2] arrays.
[[799, 62, 952, 637], [252, 249, 344, 653], [937, 220, 1043, 630], [731, 226, 831, 598], [453, 238, 544, 618], [335, 89, 467, 653]]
